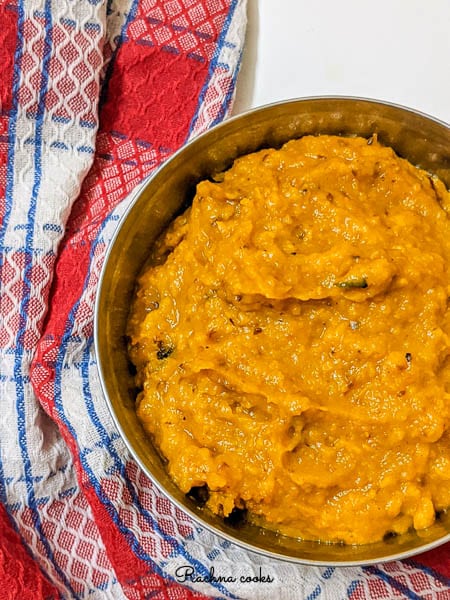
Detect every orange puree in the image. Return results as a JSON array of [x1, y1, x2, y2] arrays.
[[127, 135, 450, 544]]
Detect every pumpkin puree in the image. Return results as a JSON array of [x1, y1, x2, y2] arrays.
[[127, 135, 450, 544]]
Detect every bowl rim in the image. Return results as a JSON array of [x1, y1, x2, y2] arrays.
[[94, 95, 450, 566]]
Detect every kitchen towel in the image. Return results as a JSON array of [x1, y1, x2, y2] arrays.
[[0, 1, 449, 598]]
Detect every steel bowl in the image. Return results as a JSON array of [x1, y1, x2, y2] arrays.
[[94, 97, 450, 565]]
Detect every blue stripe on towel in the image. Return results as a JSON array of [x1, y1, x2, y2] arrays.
[[405, 559, 450, 590], [363, 566, 423, 600], [0, 0, 24, 258], [52, 221, 238, 599], [185, 0, 239, 140], [210, 42, 244, 129], [11, 2, 78, 596]]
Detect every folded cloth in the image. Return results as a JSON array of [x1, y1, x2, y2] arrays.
[[0, 1, 449, 599]]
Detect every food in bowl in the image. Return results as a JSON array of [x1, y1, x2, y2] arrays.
[[126, 133, 450, 545]]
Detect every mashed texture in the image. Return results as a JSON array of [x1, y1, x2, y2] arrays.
[[127, 135, 450, 544]]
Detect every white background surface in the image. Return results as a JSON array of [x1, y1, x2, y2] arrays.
[[233, 0, 450, 124]]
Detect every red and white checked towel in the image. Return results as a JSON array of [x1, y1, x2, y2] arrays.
[[0, 1, 449, 598]]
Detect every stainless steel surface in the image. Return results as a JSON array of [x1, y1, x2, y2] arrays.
[[94, 97, 450, 565]]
